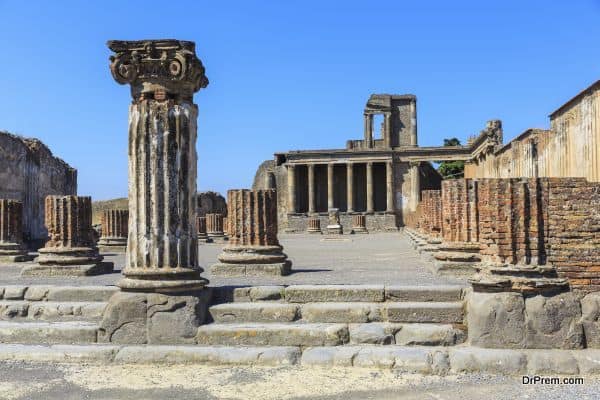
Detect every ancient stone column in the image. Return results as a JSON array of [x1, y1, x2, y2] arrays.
[[0, 199, 32, 262], [326, 208, 343, 235], [223, 216, 229, 235], [206, 213, 225, 242], [327, 163, 334, 210], [212, 189, 291, 276], [366, 162, 374, 213], [99, 40, 210, 345], [98, 209, 128, 252], [352, 214, 368, 234], [364, 114, 373, 148], [287, 164, 297, 213], [308, 164, 316, 214], [22, 196, 112, 276], [410, 99, 417, 146], [196, 216, 208, 242], [386, 161, 395, 213], [347, 163, 354, 213], [307, 216, 321, 234], [383, 113, 392, 148], [411, 162, 421, 212]]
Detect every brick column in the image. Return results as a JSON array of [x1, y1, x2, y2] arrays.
[[287, 164, 297, 213], [212, 189, 291, 276], [366, 162, 374, 213], [327, 164, 334, 210], [308, 164, 316, 214], [0, 199, 31, 262], [98, 209, 128, 251], [347, 163, 354, 213], [23, 196, 111, 276]]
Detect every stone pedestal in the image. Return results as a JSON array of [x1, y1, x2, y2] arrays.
[[99, 39, 210, 344], [98, 209, 128, 252], [307, 217, 321, 234], [22, 196, 113, 276], [197, 216, 208, 243], [0, 199, 32, 262], [351, 214, 368, 234], [212, 189, 291, 276], [326, 208, 343, 235], [206, 213, 226, 242], [431, 242, 481, 277]]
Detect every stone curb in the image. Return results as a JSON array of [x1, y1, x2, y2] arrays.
[[0, 344, 600, 374]]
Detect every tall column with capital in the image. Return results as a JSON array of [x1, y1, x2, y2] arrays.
[[386, 161, 395, 213], [327, 164, 334, 210], [383, 113, 392, 148], [287, 165, 297, 213], [366, 162, 374, 213], [100, 39, 210, 344], [308, 164, 316, 214], [346, 163, 354, 213], [364, 114, 373, 148]]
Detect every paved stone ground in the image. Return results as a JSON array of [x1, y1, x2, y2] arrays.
[[0, 233, 465, 287], [0, 361, 597, 400]]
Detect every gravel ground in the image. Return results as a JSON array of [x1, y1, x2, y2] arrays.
[[0, 361, 596, 400], [0, 233, 465, 287]]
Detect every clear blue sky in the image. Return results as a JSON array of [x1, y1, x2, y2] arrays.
[[1, 1, 599, 200]]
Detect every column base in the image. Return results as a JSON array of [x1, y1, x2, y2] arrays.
[[307, 228, 322, 234], [21, 261, 114, 277], [326, 225, 343, 235], [351, 227, 369, 234], [98, 289, 210, 344], [98, 237, 127, 253], [0, 243, 33, 263], [212, 245, 292, 277], [198, 234, 209, 243], [118, 267, 209, 293], [207, 233, 228, 243], [22, 246, 113, 276]]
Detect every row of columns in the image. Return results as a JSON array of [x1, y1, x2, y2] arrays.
[[287, 161, 395, 214]]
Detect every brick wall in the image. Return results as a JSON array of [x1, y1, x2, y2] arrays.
[[418, 190, 442, 237]]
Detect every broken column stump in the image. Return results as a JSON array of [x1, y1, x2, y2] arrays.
[[98, 39, 210, 344], [351, 214, 368, 234], [0, 199, 33, 262], [307, 216, 322, 234], [212, 189, 291, 276], [21, 195, 113, 276], [98, 209, 128, 252], [197, 216, 209, 243], [206, 213, 226, 243]]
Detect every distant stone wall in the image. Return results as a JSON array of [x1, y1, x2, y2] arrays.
[[286, 213, 397, 234], [417, 177, 600, 291], [0, 131, 77, 243], [197, 191, 227, 217]]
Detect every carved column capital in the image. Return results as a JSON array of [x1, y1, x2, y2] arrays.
[[108, 39, 209, 102]]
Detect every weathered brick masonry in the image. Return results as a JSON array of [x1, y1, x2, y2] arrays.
[[418, 177, 600, 291], [417, 190, 442, 237]]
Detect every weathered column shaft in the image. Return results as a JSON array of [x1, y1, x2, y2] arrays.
[[223, 217, 229, 235], [308, 164, 316, 214], [327, 164, 334, 210], [347, 163, 354, 212], [386, 161, 394, 212], [364, 114, 373, 148], [411, 162, 421, 212], [0, 200, 24, 245], [307, 217, 321, 233], [206, 213, 224, 235], [287, 165, 296, 213], [196, 216, 207, 236], [352, 214, 368, 233], [384, 113, 392, 148], [101, 209, 128, 239], [45, 195, 95, 248], [227, 189, 279, 246], [366, 162, 374, 213]]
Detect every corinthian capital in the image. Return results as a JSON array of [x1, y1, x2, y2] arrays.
[[107, 39, 209, 102]]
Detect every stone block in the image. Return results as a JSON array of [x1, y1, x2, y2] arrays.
[[0, 344, 118, 363], [3, 286, 27, 300], [248, 286, 285, 301], [0, 321, 98, 344], [384, 302, 463, 323], [348, 323, 398, 344], [300, 303, 380, 323], [301, 346, 360, 367], [572, 350, 600, 374], [527, 351, 579, 375], [449, 348, 527, 374], [384, 285, 463, 302], [209, 302, 299, 323], [211, 262, 291, 277], [524, 292, 584, 349], [285, 285, 385, 303], [46, 286, 118, 302], [196, 323, 349, 346], [354, 347, 432, 373], [580, 293, 600, 348], [98, 292, 147, 344], [0, 302, 29, 318], [24, 286, 51, 301], [394, 324, 466, 346], [20, 262, 114, 277], [467, 291, 526, 348]]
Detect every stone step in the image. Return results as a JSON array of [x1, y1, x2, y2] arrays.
[[0, 301, 106, 321], [209, 300, 463, 324], [212, 284, 465, 304], [0, 285, 118, 302], [0, 321, 98, 344]]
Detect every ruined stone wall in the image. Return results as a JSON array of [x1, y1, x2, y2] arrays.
[[417, 190, 441, 237], [197, 191, 227, 217], [0, 131, 77, 243]]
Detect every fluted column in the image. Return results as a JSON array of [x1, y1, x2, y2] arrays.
[[98, 209, 128, 250], [386, 161, 395, 213], [196, 216, 208, 242], [308, 164, 316, 214], [0, 199, 30, 262], [364, 114, 373, 148], [307, 217, 321, 234], [213, 189, 291, 276], [107, 39, 209, 291], [352, 214, 368, 234], [411, 162, 421, 212], [22, 196, 110, 276], [206, 213, 225, 241], [384, 113, 392, 148], [287, 164, 297, 213], [347, 163, 354, 213], [327, 163, 334, 210], [366, 162, 374, 213]]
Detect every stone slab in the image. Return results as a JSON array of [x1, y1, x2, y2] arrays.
[[0, 344, 119, 363], [196, 323, 349, 346], [384, 285, 464, 302], [384, 302, 464, 323], [394, 324, 467, 346], [46, 286, 118, 302], [211, 262, 291, 277], [527, 351, 579, 375], [209, 302, 299, 323], [301, 302, 381, 323], [348, 323, 399, 344], [449, 348, 527, 374], [285, 285, 385, 303], [353, 347, 434, 373], [20, 262, 114, 277], [301, 346, 361, 367], [0, 320, 98, 344]]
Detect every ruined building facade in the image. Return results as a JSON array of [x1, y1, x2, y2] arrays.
[[0, 131, 77, 244]]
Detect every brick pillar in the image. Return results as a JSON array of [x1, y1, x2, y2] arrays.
[[307, 216, 321, 234], [0, 199, 31, 262], [196, 216, 208, 242], [22, 195, 112, 276], [206, 213, 225, 241], [351, 214, 368, 234], [98, 209, 128, 251], [212, 189, 291, 276]]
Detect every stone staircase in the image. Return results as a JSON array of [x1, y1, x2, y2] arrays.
[[202, 284, 467, 347]]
